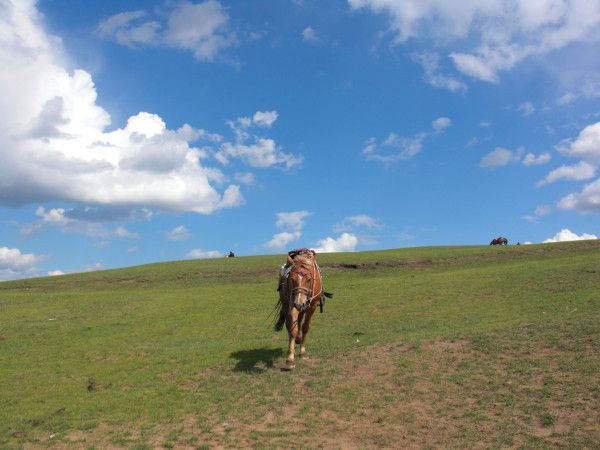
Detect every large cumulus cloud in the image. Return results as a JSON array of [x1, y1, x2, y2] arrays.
[[0, 0, 244, 214]]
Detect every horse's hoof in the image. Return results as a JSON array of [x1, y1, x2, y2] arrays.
[[282, 360, 295, 371]]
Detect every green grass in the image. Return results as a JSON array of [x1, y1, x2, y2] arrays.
[[1, 241, 599, 448]]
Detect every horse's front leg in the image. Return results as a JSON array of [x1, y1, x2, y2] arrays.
[[285, 306, 299, 368], [300, 307, 315, 358], [295, 312, 304, 345]]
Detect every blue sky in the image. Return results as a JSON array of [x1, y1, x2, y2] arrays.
[[1, 0, 600, 279]]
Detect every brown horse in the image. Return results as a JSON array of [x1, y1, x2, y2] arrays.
[[490, 236, 508, 245], [274, 249, 329, 370]]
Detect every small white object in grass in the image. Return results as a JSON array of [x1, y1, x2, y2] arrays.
[[48, 318, 56, 321], [49, 434, 56, 439], [356, 339, 360, 343]]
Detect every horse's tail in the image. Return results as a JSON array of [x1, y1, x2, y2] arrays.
[[274, 298, 285, 332], [323, 291, 333, 298]]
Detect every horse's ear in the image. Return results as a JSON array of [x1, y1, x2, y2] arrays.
[[287, 255, 294, 265]]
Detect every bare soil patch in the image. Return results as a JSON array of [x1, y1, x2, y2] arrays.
[[13, 324, 598, 449]]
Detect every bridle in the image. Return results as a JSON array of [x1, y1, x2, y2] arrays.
[[287, 262, 322, 312]]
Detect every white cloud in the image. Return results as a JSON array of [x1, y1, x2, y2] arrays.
[[365, 133, 423, 162], [349, 0, 600, 84], [0, 246, 42, 271], [334, 214, 382, 232], [265, 231, 301, 250], [0, 247, 43, 280], [21, 207, 141, 239], [518, 101, 535, 116], [523, 152, 551, 166], [186, 248, 222, 259], [412, 52, 467, 92], [166, 225, 192, 241], [535, 204, 552, 216], [264, 210, 311, 249], [48, 270, 64, 276], [252, 111, 278, 128], [302, 26, 321, 44], [543, 229, 597, 243], [364, 117, 451, 163], [537, 161, 596, 186], [557, 177, 600, 213], [275, 211, 311, 231], [479, 147, 522, 168], [313, 233, 358, 253], [0, 1, 243, 215], [216, 116, 302, 169], [432, 117, 452, 132], [84, 263, 104, 272], [219, 139, 298, 168], [98, 0, 235, 61], [537, 121, 600, 213], [524, 204, 551, 222], [557, 73, 600, 104], [558, 122, 600, 164], [345, 214, 382, 228], [234, 172, 255, 185], [114, 226, 140, 239], [97, 10, 159, 47]]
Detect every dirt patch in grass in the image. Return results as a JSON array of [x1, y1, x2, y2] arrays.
[[322, 260, 433, 272], [12, 322, 598, 449]]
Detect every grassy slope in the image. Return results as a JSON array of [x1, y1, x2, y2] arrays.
[[0, 241, 599, 448]]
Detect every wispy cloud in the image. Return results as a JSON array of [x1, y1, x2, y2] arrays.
[[349, 0, 600, 85], [518, 101, 535, 117], [479, 146, 523, 168], [186, 248, 223, 259], [334, 214, 383, 233], [98, 0, 236, 62], [302, 26, 321, 44], [264, 211, 311, 250], [166, 225, 192, 241], [21, 207, 140, 239], [363, 117, 452, 163]]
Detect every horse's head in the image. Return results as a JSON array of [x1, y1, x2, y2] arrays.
[[287, 255, 316, 312]]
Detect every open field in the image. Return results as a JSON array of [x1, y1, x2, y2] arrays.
[[1, 241, 599, 449]]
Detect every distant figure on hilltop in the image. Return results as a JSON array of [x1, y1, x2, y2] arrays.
[[490, 237, 508, 245], [227, 251, 235, 258]]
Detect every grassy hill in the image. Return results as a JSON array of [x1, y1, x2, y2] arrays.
[[1, 241, 599, 449]]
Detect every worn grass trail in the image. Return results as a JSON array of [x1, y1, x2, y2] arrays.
[[0, 241, 599, 448]]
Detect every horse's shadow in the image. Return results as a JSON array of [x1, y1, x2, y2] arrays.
[[230, 347, 283, 373]]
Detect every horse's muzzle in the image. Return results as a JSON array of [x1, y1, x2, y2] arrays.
[[291, 286, 312, 312], [293, 301, 308, 312]]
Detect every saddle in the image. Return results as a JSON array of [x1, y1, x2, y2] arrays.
[[287, 248, 316, 258]]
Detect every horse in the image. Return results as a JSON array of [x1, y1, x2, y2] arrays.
[[274, 249, 331, 370], [490, 236, 508, 245]]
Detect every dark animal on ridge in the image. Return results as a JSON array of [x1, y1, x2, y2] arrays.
[[490, 237, 508, 245]]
